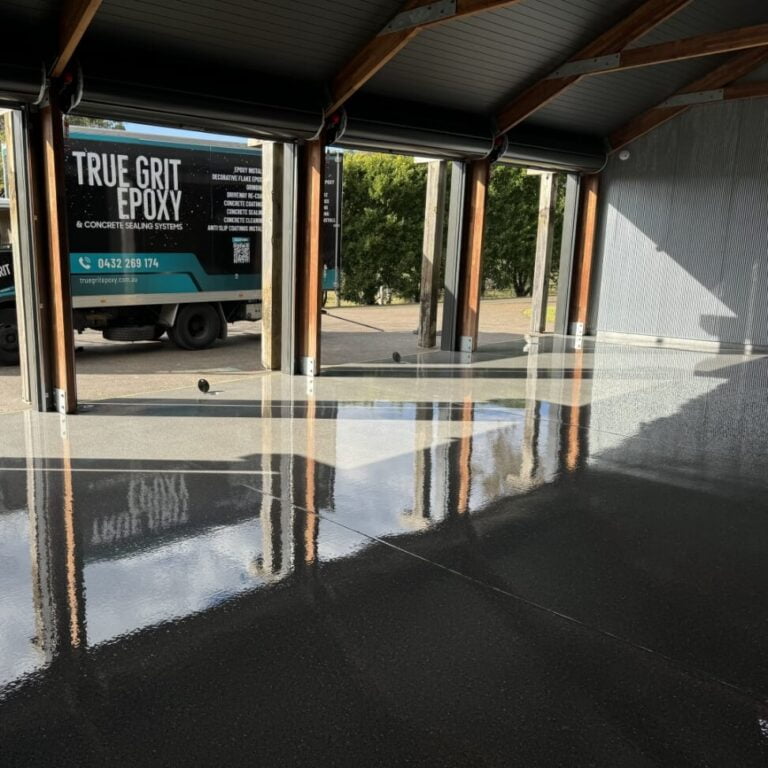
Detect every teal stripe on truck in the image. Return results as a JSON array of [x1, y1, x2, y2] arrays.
[[70, 252, 261, 296]]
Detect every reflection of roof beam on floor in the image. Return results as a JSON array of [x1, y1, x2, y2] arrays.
[[608, 47, 768, 152], [495, 0, 693, 135], [51, 0, 102, 78], [548, 23, 768, 78], [327, 0, 523, 115]]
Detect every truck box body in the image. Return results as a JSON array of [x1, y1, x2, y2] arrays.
[[66, 131, 262, 308]]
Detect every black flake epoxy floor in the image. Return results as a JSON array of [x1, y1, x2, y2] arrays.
[[1, 337, 767, 766]]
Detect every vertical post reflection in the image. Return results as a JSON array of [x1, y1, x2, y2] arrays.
[[25, 411, 85, 659], [414, 410, 433, 521], [260, 376, 283, 577], [566, 344, 585, 472], [61, 431, 82, 649], [521, 341, 541, 484], [455, 396, 474, 516]]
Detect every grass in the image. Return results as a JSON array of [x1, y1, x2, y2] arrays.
[[521, 305, 557, 323]]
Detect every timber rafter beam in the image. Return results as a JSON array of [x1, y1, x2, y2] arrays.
[[608, 46, 768, 151], [327, 0, 523, 115], [51, 0, 102, 78], [495, 0, 693, 135], [549, 23, 768, 79]]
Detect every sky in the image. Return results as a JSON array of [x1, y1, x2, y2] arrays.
[[124, 122, 247, 144]]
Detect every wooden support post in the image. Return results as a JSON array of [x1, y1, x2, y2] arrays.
[[529, 172, 558, 335], [294, 140, 325, 376], [568, 174, 600, 336], [261, 142, 283, 370], [40, 103, 77, 413], [455, 159, 490, 352], [418, 160, 447, 348]]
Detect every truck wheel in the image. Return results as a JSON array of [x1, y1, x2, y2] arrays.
[[0, 324, 20, 366], [169, 303, 220, 350]]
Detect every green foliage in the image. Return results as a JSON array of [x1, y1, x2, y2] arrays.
[[67, 116, 125, 130], [340, 153, 426, 305], [483, 167, 565, 297], [340, 153, 566, 304]]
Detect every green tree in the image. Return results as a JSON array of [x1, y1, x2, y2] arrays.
[[341, 153, 426, 304], [483, 167, 539, 296], [483, 167, 565, 297], [67, 116, 125, 130]]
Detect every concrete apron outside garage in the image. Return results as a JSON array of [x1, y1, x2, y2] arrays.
[[0, 298, 551, 413]]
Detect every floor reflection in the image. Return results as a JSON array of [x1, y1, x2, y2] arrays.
[[2, 337, 768, 765], [1, 353, 584, 692]]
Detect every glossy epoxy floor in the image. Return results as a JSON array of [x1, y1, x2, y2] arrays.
[[1, 336, 768, 766]]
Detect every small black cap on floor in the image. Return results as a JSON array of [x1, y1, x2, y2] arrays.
[[198, 378, 210, 394]]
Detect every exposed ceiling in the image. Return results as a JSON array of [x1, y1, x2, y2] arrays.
[[0, 0, 766, 164]]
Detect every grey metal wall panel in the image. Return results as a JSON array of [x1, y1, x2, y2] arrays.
[[594, 99, 768, 348]]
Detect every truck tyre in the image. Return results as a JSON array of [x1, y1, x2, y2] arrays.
[[169, 303, 220, 350], [0, 324, 20, 366], [103, 325, 157, 342]]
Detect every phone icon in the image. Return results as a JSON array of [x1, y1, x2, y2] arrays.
[[78, 256, 92, 270]]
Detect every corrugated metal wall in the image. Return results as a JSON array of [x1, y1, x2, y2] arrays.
[[593, 99, 768, 348]]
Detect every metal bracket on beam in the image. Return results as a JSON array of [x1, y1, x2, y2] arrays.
[[379, 0, 456, 35], [659, 88, 724, 108], [299, 357, 316, 377], [548, 53, 621, 79], [53, 388, 68, 415]]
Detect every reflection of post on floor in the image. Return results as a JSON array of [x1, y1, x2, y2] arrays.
[[528, 171, 559, 335], [520, 341, 541, 484], [411, 412, 433, 520], [259, 375, 284, 576], [417, 160, 447, 349], [25, 411, 85, 658], [456, 397, 474, 515], [290, 387, 319, 569], [566, 344, 587, 472]]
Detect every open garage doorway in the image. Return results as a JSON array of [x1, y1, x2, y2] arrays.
[[475, 165, 566, 352], [59, 117, 271, 407], [319, 150, 443, 370], [0, 109, 32, 415]]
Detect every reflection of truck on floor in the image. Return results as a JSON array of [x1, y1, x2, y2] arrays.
[[0, 128, 343, 365]]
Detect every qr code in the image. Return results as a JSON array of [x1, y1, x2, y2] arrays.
[[232, 238, 251, 264]]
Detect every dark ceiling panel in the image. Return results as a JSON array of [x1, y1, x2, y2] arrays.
[[0, 0, 763, 158], [625, 0, 768, 48], [88, 0, 402, 80], [531, 56, 731, 136], [361, 0, 642, 113]]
